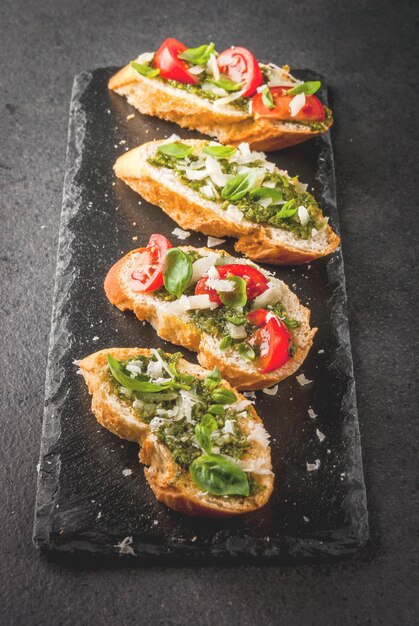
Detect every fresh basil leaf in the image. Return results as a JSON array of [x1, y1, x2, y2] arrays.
[[261, 85, 275, 109], [207, 404, 225, 416], [249, 186, 283, 203], [225, 312, 247, 325], [207, 76, 242, 92], [221, 172, 259, 202], [219, 275, 247, 309], [130, 61, 160, 78], [201, 413, 218, 430], [219, 335, 233, 351], [204, 367, 222, 390], [178, 42, 216, 66], [270, 301, 301, 329], [189, 454, 249, 496], [286, 81, 321, 96], [158, 142, 193, 159], [211, 387, 237, 405], [195, 422, 212, 453], [276, 199, 298, 218], [163, 248, 193, 298], [107, 355, 173, 393], [237, 343, 256, 361], [202, 145, 237, 159]]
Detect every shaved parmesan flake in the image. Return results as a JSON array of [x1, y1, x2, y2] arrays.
[[188, 65, 205, 75], [207, 236, 226, 248], [200, 183, 216, 199], [296, 373, 313, 386], [135, 52, 154, 64], [237, 458, 273, 475], [311, 228, 318, 237], [251, 284, 283, 309], [289, 92, 306, 117], [226, 204, 244, 222], [222, 419, 236, 435], [206, 265, 220, 279], [306, 459, 321, 472], [262, 384, 278, 396], [161, 133, 181, 144], [115, 536, 135, 556], [122, 469, 133, 477], [227, 323, 247, 339], [297, 205, 310, 225], [212, 89, 245, 108], [206, 278, 235, 292], [205, 156, 232, 187], [206, 53, 220, 79], [172, 227, 191, 240], [149, 416, 165, 431], [308, 407, 317, 419], [247, 423, 270, 448], [186, 294, 219, 310], [316, 429, 326, 442], [191, 253, 219, 283], [232, 399, 252, 411]]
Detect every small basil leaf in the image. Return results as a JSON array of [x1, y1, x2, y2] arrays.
[[261, 85, 275, 109], [249, 187, 283, 203], [163, 248, 193, 299], [158, 142, 193, 159], [211, 388, 237, 405], [219, 275, 247, 309], [225, 312, 247, 325], [204, 367, 222, 390], [178, 42, 216, 66], [195, 422, 213, 453], [276, 199, 298, 218], [207, 76, 242, 92], [237, 343, 256, 361], [207, 404, 225, 416], [130, 61, 160, 78], [189, 454, 250, 496], [201, 413, 218, 430], [107, 355, 172, 393], [221, 172, 259, 202], [286, 81, 321, 96], [219, 335, 233, 351], [202, 145, 237, 159]]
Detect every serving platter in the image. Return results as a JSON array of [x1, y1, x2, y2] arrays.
[[33, 68, 368, 562]]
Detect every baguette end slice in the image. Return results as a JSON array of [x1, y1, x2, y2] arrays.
[[108, 65, 333, 152], [79, 347, 274, 517]]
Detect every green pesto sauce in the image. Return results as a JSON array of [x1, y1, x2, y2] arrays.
[[108, 353, 250, 471]]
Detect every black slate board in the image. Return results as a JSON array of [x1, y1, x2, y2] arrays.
[[33, 68, 368, 562]]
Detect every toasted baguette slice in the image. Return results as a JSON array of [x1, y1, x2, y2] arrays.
[[109, 63, 332, 152], [79, 347, 274, 517], [104, 246, 316, 391], [114, 139, 340, 265]]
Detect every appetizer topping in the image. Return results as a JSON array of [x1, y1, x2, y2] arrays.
[[129, 233, 172, 292], [107, 351, 269, 497], [130, 38, 328, 125], [148, 141, 326, 239], [127, 236, 300, 373]]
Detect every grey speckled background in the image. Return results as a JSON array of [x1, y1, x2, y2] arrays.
[[1, 0, 418, 624]]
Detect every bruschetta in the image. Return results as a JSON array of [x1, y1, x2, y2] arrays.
[[104, 235, 316, 391], [109, 38, 333, 151], [114, 138, 340, 265], [79, 347, 274, 517]]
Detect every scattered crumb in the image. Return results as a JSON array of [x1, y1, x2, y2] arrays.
[[172, 227, 191, 240], [306, 459, 321, 472], [73, 359, 81, 366], [132, 221, 137, 226], [327, 448, 331, 454], [316, 429, 325, 442], [262, 384, 278, 396], [296, 373, 313, 386], [303, 515, 310, 523], [40, 225, 46, 229], [318, 349, 325, 354], [97, 511, 102, 520], [243, 391, 256, 399], [122, 469, 133, 477], [153, 520, 158, 525], [126, 113, 135, 120], [92, 336, 99, 342], [308, 407, 317, 419], [191, 536, 197, 542], [115, 536, 135, 556], [132, 236, 138, 241], [207, 236, 226, 248], [119, 139, 126, 145]]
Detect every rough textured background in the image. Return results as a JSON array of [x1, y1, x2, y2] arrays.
[[1, 0, 418, 624]]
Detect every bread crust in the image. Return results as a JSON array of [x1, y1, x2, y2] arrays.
[[79, 347, 274, 517], [108, 64, 333, 152], [104, 246, 317, 391], [114, 141, 340, 265]]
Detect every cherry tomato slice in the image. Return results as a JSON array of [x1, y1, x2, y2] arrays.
[[250, 311, 292, 372], [153, 37, 198, 85], [194, 263, 269, 304], [217, 46, 263, 97], [130, 234, 172, 292], [252, 86, 326, 121]]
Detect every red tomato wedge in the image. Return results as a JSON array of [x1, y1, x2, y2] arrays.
[[248, 308, 293, 373], [217, 46, 263, 97], [129, 234, 172, 292], [153, 37, 198, 85], [195, 264, 269, 304], [252, 86, 325, 121]]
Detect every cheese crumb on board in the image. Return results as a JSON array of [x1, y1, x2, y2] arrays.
[[296, 373, 313, 386], [306, 459, 321, 472], [122, 469, 133, 477], [262, 384, 278, 396], [115, 536, 135, 556], [316, 429, 326, 442], [207, 236, 226, 248], [172, 227, 191, 240], [308, 407, 317, 419]]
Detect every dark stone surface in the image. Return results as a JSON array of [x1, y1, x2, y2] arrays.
[[1, 0, 418, 623], [33, 68, 368, 561]]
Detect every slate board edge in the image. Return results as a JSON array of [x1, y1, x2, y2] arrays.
[[33, 68, 369, 561]]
